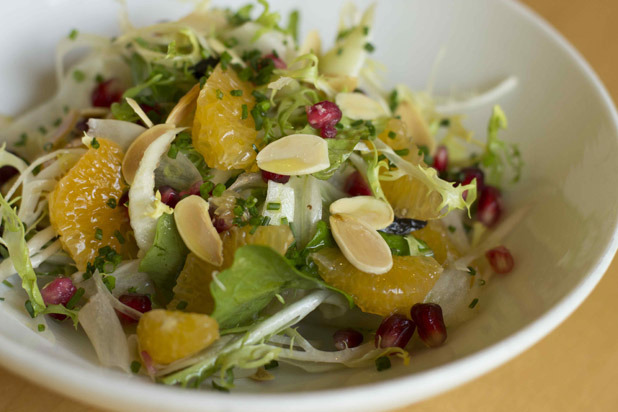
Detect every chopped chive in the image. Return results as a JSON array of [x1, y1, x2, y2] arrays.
[[364, 42, 375, 52], [63, 105, 69, 114], [375, 356, 391, 371], [469, 298, 479, 309], [103, 275, 116, 292], [66, 288, 85, 309], [216, 89, 224, 100], [223, 37, 238, 48], [264, 360, 279, 370], [220, 51, 232, 70], [280, 217, 288, 226], [91, 137, 100, 149], [176, 301, 188, 310], [336, 48, 343, 56], [388, 131, 397, 139], [365, 120, 376, 136], [394, 148, 409, 156], [94, 228, 103, 240], [106, 198, 117, 209], [479, 279, 486, 286], [335, 122, 344, 130], [230, 89, 243, 97], [350, 119, 364, 127], [73, 70, 86, 82], [127, 287, 138, 293], [448, 225, 456, 233], [53, 118, 62, 127], [38, 126, 48, 135], [114, 230, 125, 244], [212, 381, 230, 392], [212, 183, 226, 197], [37, 324, 46, 332], [467, 266, 477, 276], [440, 118, 451, 127], [68, 29, 79, 40], [0, 297, 4, 301], [24, 300, 35, 318], [95, 73, 104, 83], [261, 216, 271, 226], [2, 280, 13, 288], [167, 144, 179, 159], [200, 182, 215, 199], [363, 26, 370, 35], [15, 133, 28, 147], [266, 202, 281, 211], [131, 360, 142, 374], [241, 104, 248, 120], [233, 205, 244, 216]]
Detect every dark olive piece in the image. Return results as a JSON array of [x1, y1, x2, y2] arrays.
[[379, 217, 428, 235]]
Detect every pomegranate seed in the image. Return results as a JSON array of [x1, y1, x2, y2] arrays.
[[158, 186, 181, 208], [486, 245, 514, 274], [306, 101, 342, 130], [432, 146, 448, 173], [410, 303, 447, 348], [261, 170, 290, 184], [375, 314, 415, 349], [41, 278, 77, 321], [344, 171, 372, 197], [320, 124, 338, 139], [213, 216, 232, 233], [0, 165, 19, 187], [91, 79, 123, 108], [477, 185, 502, 226], [178, 180, 203, 198], [333, 328, 364, 350], [460, 167, 485, 190], [263, 53, 287, 69], [117, 294, 152, 323]]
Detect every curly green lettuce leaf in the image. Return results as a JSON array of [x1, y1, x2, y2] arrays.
[[0, 194, 45, 315], [479, 105, 523, 186], [372, 139, 477, 217], [139, 213, 189, 304]]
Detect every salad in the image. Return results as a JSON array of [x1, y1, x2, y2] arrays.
[[0, 0, 522, 390]]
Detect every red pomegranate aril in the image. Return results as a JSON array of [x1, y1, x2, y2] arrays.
[[41, 277, 77, 321], [263, 53, 287, 69], [460, 167, 485, 190], [344, 171, 372, 197], [486, 245, 514, 274], [117, 294, 152, 323], [477, 185, 502, 226], [179, 180, 203, 198], [320, 124, 338, 139], [432, 146, 448, 173], [213, 216, 232, 233], [159, 186, 181, 208], [375, 314, 416, 349], [306, 101, 342, 130], [261, 170, 290, 184], [410, 303, 447, 348], [333, 328, 364, 350], [91, 79, 123, 108]]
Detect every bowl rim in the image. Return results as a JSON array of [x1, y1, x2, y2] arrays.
[[1, 0, 617, 411]]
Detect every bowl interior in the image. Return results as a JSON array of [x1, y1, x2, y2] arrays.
[[0, 0, 617, 411]]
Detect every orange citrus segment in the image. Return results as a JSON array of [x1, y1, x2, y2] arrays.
[[49, 138, 136, 271], [168, 225, 294, 313], [378, 118, 423, 164], [137, 309, 219, 364], [413, 220, 461, 265], [193, 64, 257, 171], [313, 248, 442, 316]]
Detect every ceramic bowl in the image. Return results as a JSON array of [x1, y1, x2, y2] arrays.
[[1, 0, 617, 411]]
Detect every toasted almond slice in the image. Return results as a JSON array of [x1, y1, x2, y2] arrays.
[[122, 124, 175, 185], [256, 134, 329, 175], [335, 92, 387, 120], [174, 195, 223, 267], [330, 213, 393, 275], [322, 75, 358, 94], [329, 196, 394, 230], [166, 83, 200, 127], [395, 100, 435, 153], [126, 97, 154, 128], [299, 29, 321, 56]]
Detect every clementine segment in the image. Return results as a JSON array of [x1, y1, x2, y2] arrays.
[[192, 64, 258, 171], [49, 138, 136, 271], [313, 248, 442, 316]]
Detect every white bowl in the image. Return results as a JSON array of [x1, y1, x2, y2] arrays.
[[1, 0, 617, 411]]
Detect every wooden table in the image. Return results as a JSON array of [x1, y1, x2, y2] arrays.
[[2, 1, 617, 411]]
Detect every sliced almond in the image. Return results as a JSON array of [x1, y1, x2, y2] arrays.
[[122, 124, 175, 185], [335, 92, 387, 120], [126, 97, 154, 128], [395, 100, 435, 153], [299, 29, 321, 56], [166, 83, 200, 127], [322, 75, 358, 94], [330, 213, 393, 275], [256, 134, 329, 175], [174, 195, 223, 266], [329, 196, 394, 230]]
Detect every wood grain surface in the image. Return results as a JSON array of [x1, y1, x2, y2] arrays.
[[1, 1, 617, 411]]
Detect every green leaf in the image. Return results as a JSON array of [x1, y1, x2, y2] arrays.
[[378, 232, 434, 257], [312, 136, 360, 180], [479, 105, 523, 187], [301, 221, 335, 256], [139, 214, 189, 304], [210, 246, 318, 329], [0, 195, 45, 315]]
